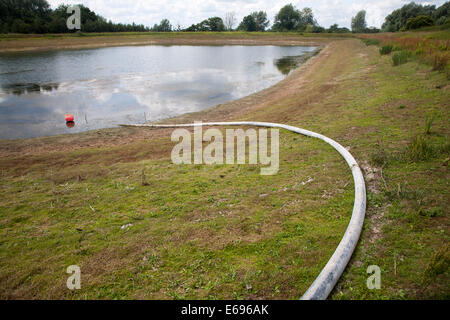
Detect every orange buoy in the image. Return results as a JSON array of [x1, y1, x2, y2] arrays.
[[65, 114, 74, 122]]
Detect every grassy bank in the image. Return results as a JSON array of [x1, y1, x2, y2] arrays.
[[0, 33, 448, 299], [360, 30, 450, 77]]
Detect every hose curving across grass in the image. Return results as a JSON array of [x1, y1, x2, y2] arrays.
[[121, 121, 367, 300]]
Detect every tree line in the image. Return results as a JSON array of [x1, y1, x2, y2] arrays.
[[0, 0, 148, 33], [0, 1, 448, 34], [382, 1, 449, 31]]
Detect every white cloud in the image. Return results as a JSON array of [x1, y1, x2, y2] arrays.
[[47, 0, 447, 29]]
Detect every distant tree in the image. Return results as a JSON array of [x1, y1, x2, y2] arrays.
[[238, 12, 269, 32], [0, 0, 150, 34], [251, 11, 269, 31], [405, 15, 434, 30], [238, 15, 257, 31], [300, 8, 316, 26], [433, 2, 450, 25], [382, 2, 440, 32], [11, 19, 32, 33], [0, 0, 52, 33], [31, 16, 47, 33], [188, 17, 225, 32], [272, 4, 302, 31], [48, 9, 67, 33], [152, 19, 172, 32], [327, 23, 351, 34], [351, 10, 367, 33], [185, 24, 198, 32], [364, 26, 380, 33], [224, 12, 236, 31], [203, 17, 225, 31], [0, 18, 6, 33], [272, 4, 316, 31], [328, 23, 339, 32], [307, 25, 325, 33]]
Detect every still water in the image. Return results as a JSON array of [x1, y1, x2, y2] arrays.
[[0, 45, 316, 139]]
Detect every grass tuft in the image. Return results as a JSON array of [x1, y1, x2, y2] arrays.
[[424, 116, 435, 135], [423, 245, 450, 288], [405, 135, 435, 161], [418, 207, 443, 218], [392, 50, 409, 66], [384, 183, 424, 202], [380, 44, 393, 55], [370, 139, 388, 167], [432, 53, 449, 71], [403, 134, 450, 162]]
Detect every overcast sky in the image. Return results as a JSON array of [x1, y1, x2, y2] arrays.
[[47, 0, 447, 29]]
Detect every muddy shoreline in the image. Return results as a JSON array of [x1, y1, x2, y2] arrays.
[[0, 33, 330, 53]]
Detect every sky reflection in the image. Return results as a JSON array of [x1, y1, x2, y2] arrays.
[[0, 45, 316, 139]]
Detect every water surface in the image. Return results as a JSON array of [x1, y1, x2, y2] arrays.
[[0, 45, 316, 139]]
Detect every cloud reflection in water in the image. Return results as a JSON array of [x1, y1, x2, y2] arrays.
[[0, 45, 316, 139]]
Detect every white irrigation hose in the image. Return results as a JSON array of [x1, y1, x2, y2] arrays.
[[121, 121, 366, 300]]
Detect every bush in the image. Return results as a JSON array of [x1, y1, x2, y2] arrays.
[[364, 27, 380, 33], [392, 50, 409, 66], [362, 38, 380, 46], [380, 44, 393, 55], [392, 44, 403, 52], [309, 25, 326, 33], [436, 16, 449, 26], [405, 15, 435, 30]]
